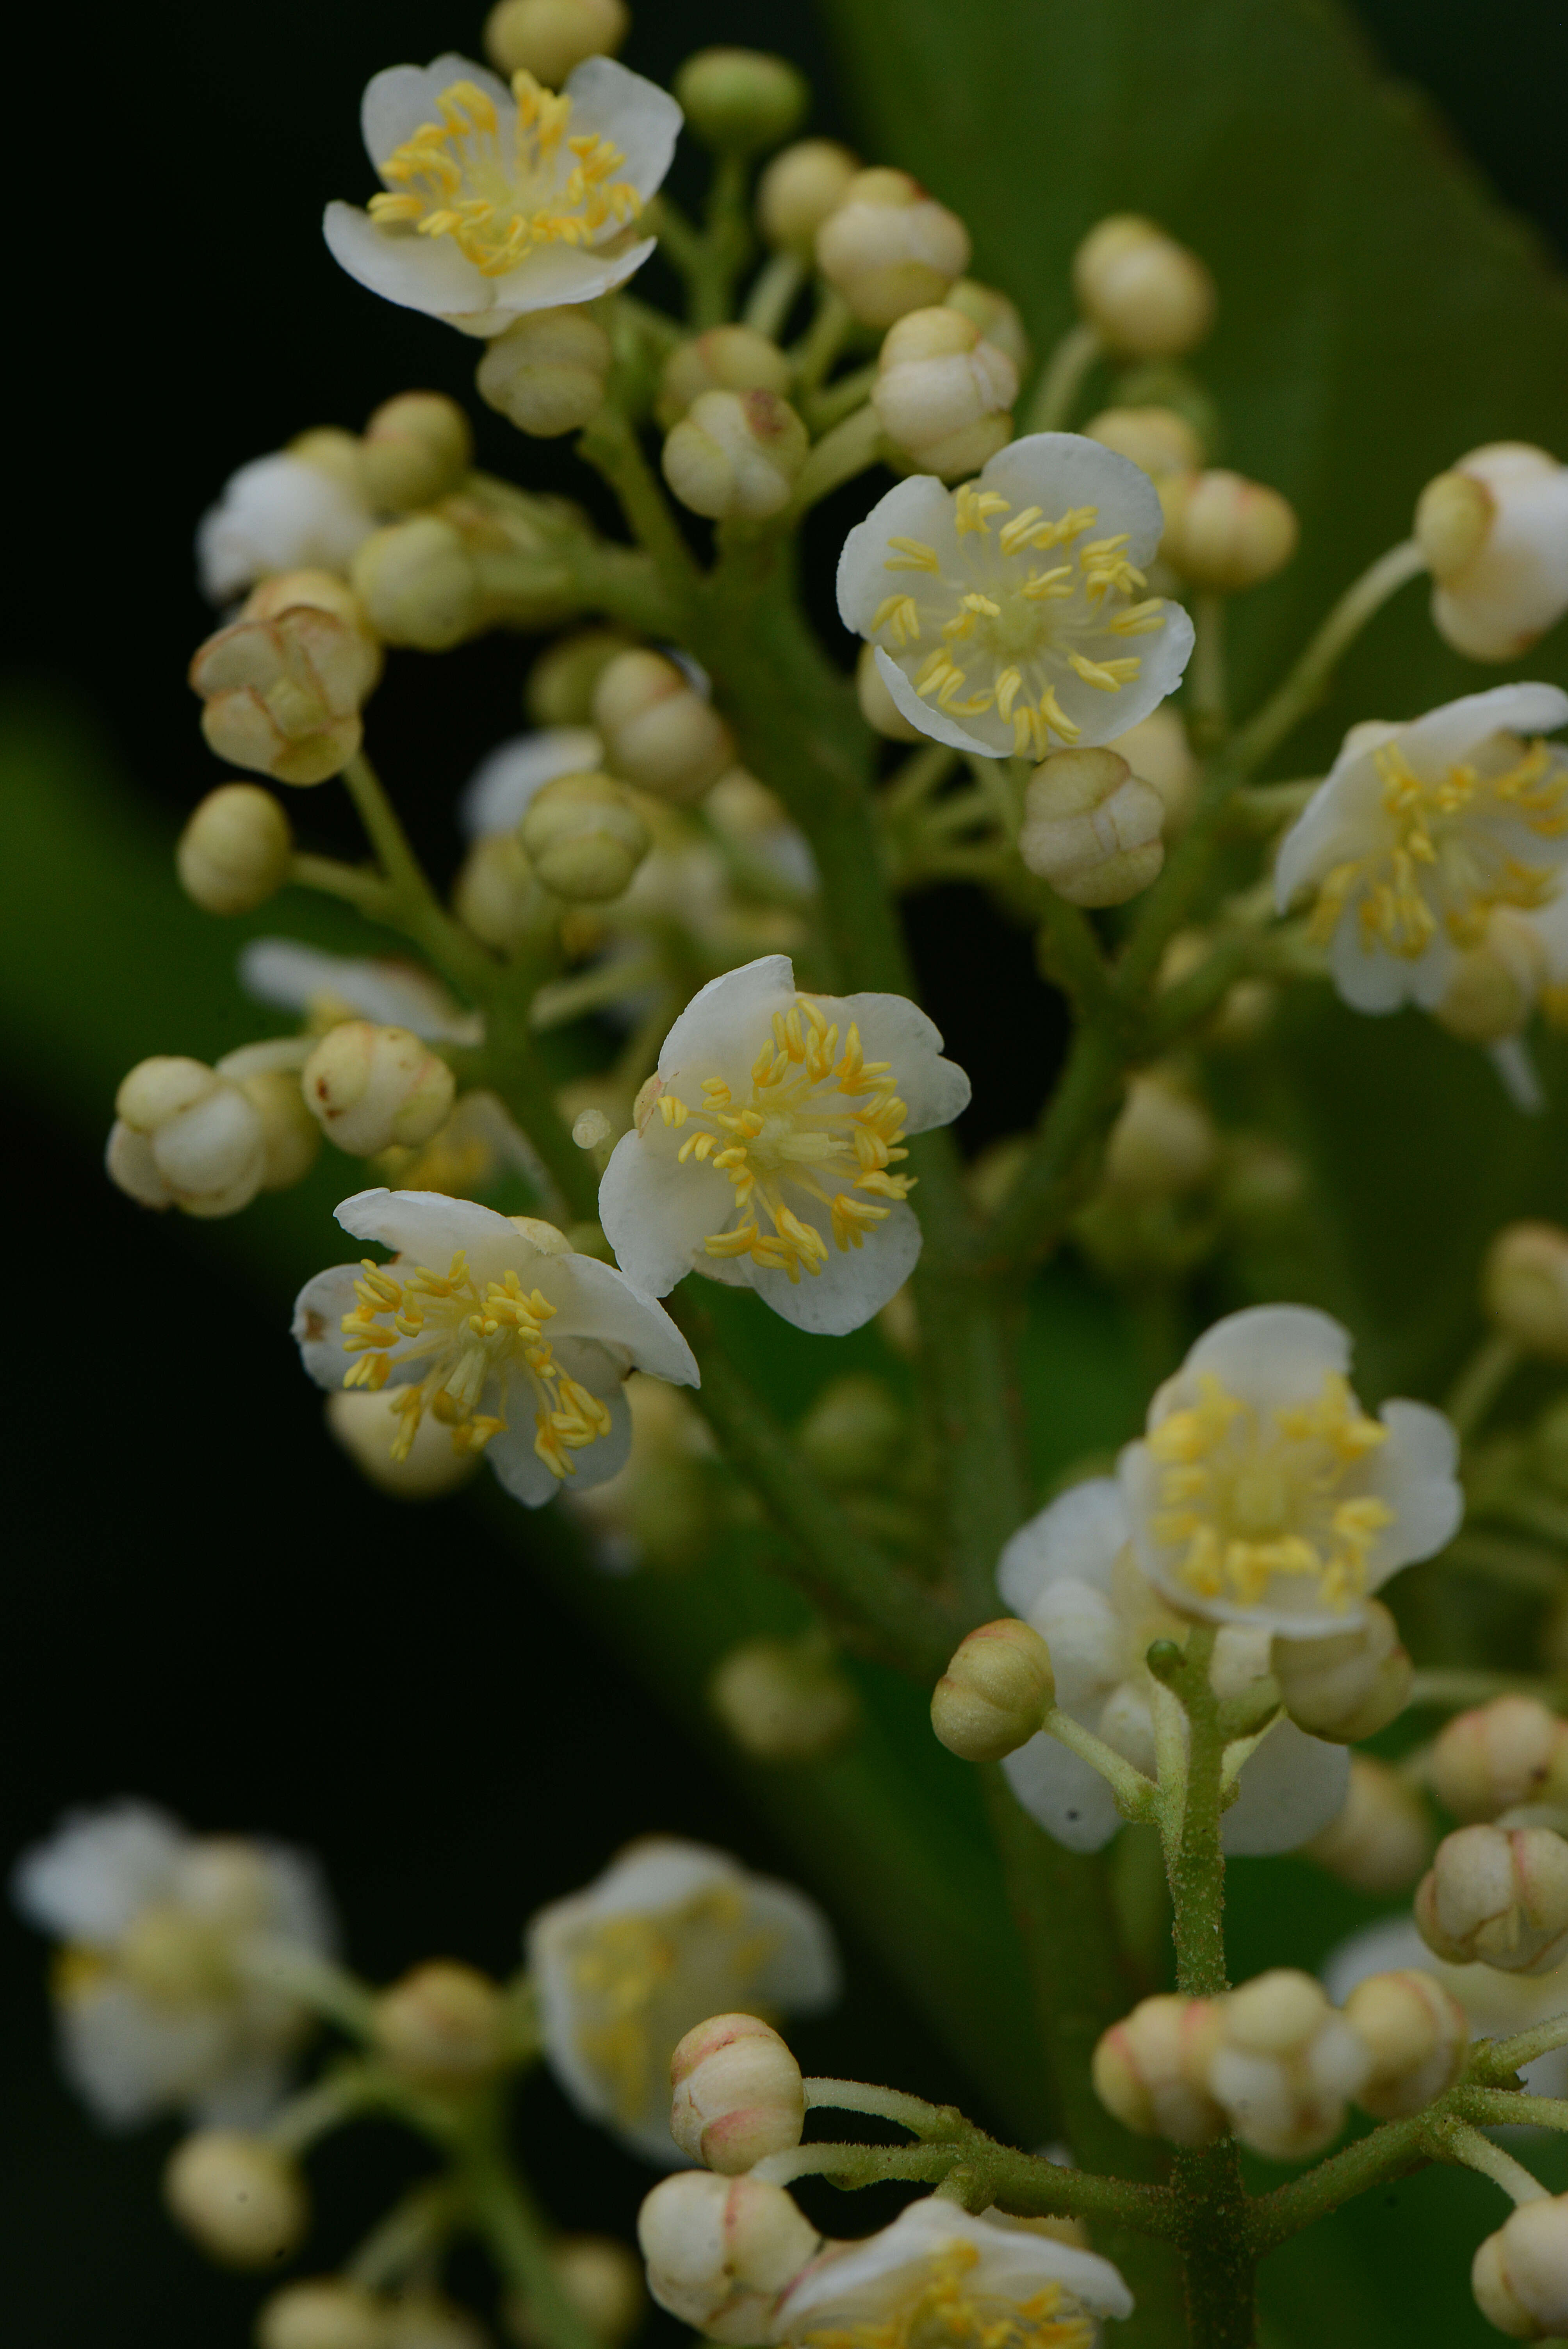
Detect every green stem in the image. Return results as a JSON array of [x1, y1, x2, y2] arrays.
[[805, 361, 879, 435], [454, 2105, 601, 2349], [803, 2077, 962, 2135], [346, 2181, 457, 2292], [1169, 2142, 1256, 2349], [242, 1938, 378, 2039], [479, 986, 599, 1223], [1043, 1707, 1161, 1821], [744, 250, 805, 339], [577, 404, 702, 596], [1188, 592, 1229, 750], [1228, 538, 1427, 779], [1471, 2021, 1568, 2084], [787, 404, 885, 518], [339, 753, 498, 1005], [1024, 321, 1103, 433], [265, 2065, 381, 2156], [1408, 1666, 1565, 1708], [1439, 2120, 1549, 2204], [793, 289, 855, 397], [1446, 1331, 1522, 1440], [692, 152, 755, 330], [976, 1024, 1130, 1273], [288, 850, 395, 917]]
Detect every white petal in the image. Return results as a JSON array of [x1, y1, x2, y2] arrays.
[[1273, 736, 1386, 911], [744, 1197, 924, 1336], [736, 1879, 841, 2010], [55, 1985, 230, 2128], [563, 56, 682, 200], [1039, 599, 1194, 749], [1222, 1718, 1351, 1855], [1000, 1731, 1122, 1852], [1171, 1304, 1352, 1415], [538, 1254, 700, 1385], [1364, 1399, 1463, 1576], [980, 432, 1167, 569], [253, 1844, 339, 1957], [1327, 919, 1418, 1014], [598, 1128, 735, 1297], [460, 728, 602, 839], [814, 988, 971, 1132], [1029, 1580, 1126, 1707], [996, 1479, 1129, 1615], [12, 1803, 186, 1944], [360, 56, 511, 168], [478, 233, 659, 326], [776, 2198, 1133, 2333], [1400, 682, 1568, 777], [239, 939, 477, 1041], [836, 476, 959, 631], [292, 1263, 381, 1390], [485, 1419, 569, 1507], [323, 201, 493, 322], [196, 453, 375, 604], [334, 1187, 525, 1281], [656, 956, 797, 1084], [874, 647, 1000, 757], [1320, 1917, 1431, 2005]]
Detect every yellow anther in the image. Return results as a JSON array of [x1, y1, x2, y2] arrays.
[[1021, 565, 1074, 601], [997, 506, 1045, 555], [1068, 651, 1143, 691], [955, 485, 1011, 536], [657, 1093, 690, 1127], [884, 538, 941, 572], [1106, 598, 1169, 637], [870, 592, 922, 646]]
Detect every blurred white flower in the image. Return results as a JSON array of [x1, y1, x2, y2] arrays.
[[198, 452, 377, 605], [1425, 444, 1568, 663], [460, 726, 605, 838], [240, 938, 485, 1046], [1323, 1914, 1568, 2100]]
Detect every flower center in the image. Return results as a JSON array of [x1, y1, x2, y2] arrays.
[[801, 2248, 1092, 2349], [1147, 1370, 1394, 1609], [338, 1249, 611, 1480], [1309, 737, 1568, 960], [567, 1887, 780, 2125], [369, 74, 642, 277], [652, 996, 914, 1282], [870, 484, 1169, 757]]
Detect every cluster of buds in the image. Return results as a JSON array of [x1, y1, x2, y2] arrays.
[[663, 388, 809, 520], [108, 1049, 318, 1217], [521, 770, 652, 900], [592, 649, 736, 802], [638, 2171, 820, 2342], [815, 168, 970, 326], [1416, 1823, 1568, 1974], [1429, 1695, 1568, 1822], [669, 2013, 807, 2172], [871, 306, 1017, 479], [189, 570, 381, 787]]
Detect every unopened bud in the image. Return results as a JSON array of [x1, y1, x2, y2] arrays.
[[190, 606, 377, 787], [110, 1056, 267, 1217], [1430, 1697, 1568, 1824], [1473, 2194, 1568, 2339], [1416, 1823, 1568, 1973], [638, 2171, 819, 2341], [1274, 1601, 1413, 1743], [931, 1619, 1055, 1762], [327, 1387, 479, 1500], [177, 783, 292, 914], [1086, 405, 1204, 479], [289, 426, 365, 495], [1434, 910, 1545, 1044], [226, 1063, 321, 1191], [1019, 747, 1165, 906], [1342, 1969, 1468, 2121], [796, 1373, 903, 1486], [1110, 709, 1198, 832], [545, 2237, 646, 2349], [521, 772, 650, 900], [372, 1960, 508, 2086], [303, 1023, 456, 1155], [454, 831, 538, 950], [478, 308, 613, 437], [1091, 1994, 1226, 2146], [757, 139, 859, 253], [856, 642, 923, 741], [593, 650, 736, 803], [163, 2131, 307, 2267], [1424, 443, 1568, 663], [670, 2013, 805, 2172], [709, 1636, 859, 1763], [527, 628, 635, 725], [1483, 1223, 1568, 1360], [484, 0, 627, 84], [675, 49, 807, 155], [1203, 1969, 1370, 2158], [1162, 470, 1297, 592], [656, 328, 793, 431], [816, 169, 971, 330], [352, 517, 481, 651], [1306, 1756, 1433, 1894], [258, 2280, 387, 2349], [1415, 468, 1495, 582], [243, 568, 376, 638], [1102, 1073, 1218, 1199], [1072, 216, 1215, 359], [943, 280, 1030, 373], [663, 388, 808, 520], [362, 391, 474, 509], [872, 307, 1016, 479]]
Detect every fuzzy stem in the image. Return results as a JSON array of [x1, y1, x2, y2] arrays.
[[803, 2078, 963, 2136], [1024, 321, 1102, 433], [454, 2107, 602, 2349], [1437, 2120, 1548, 2205], [1227, 538, 1427, 778]]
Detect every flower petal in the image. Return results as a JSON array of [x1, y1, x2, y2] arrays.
[[460, 728, 603, 840], [1365, 1399, 1463, 1574], [741, 1196, 924, 1336], [479, 234, 659, 326], [655, 955, 797, 1083], [996, 1480, 1128, 1616], [598, 1128, 736, 1298], [1399, 682, 1568, 779], [1222, 1718, 1350, 1855], [836, 476, 960, 632], [563, 55, 682, 200], [538, 1254, 700, 1386], [1168, 1304, 1352, 1417], [809, 989, 971, 1132], [981, 431, 1167, 569], [1001, 1731, 1122, 1853], [11, 1803, 185, 1945], [323, 200, 493, 321], [360, 56, 511, 169]]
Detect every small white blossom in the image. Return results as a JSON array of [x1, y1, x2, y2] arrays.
[[598, 957, 970, 1336], [294, 1189, 697, 1505], [527, 1837, 838, 2165], [197, 452, 378, 604], [240, 938, 485, 1044], [1119, 1305, 1462, 1636], [1274, 684, 1568, 1016], [770, 2198, 1133, 2346], [836, 433, 1194, 762], [1429, 443, 1568, 663], [324, 54, 681, 337], [11, 1802, 335, 2130], [997, 1479, 1350, 1855], [1324, 1914, 1568, 2101], [460, 725, 605, 837]]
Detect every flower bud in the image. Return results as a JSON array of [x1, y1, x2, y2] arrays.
[[110, 1056, 267, 1217], [638, 2172, 818, 2341], [362, 391, 474, 510], [484, 0, 627, 84], [1162, 470, 1298, 592], [520, 772, 651, 900], [477, 308, 613, 437], [228, 1063, 322, 1191], [1086, 405, 1204, 479], [593, 650, 736, 803], [1342, 1969, 1469, 2120], [674, 50, 808, 155], [1416, 1823, 1568, 1973], [177, 784, 293, 914], [1110, 709, 1199, 832], [352, 518, 481, 651], [190, 606, 378, 787], [757, 139, 860, 253], [656, 328, 793, 432], [303, 1023, 456, 1155], [816, 169, 971, 330], [454, 831, 539, 950], [1423, 443, 1568, 662], [163, 2131, 308, 2267], [1102, 1073, 1218, 1199], [527, 628, 635, 726], [871, 307, 1017, 479], [943, 280, 1030, 373], [931, 1620, 1055, 1762], [1430, 1697, 1568, 1824], [243, 569, 377, 642], [1483, 1223, 1568, 1360], [1273, 1601, 1413, 1743], [1091, 1994, 1227, 2146], [1202, 1969, 1370, 2158], [327, 1387, 480, 1501], [663, 388, 809, 521], [372, 1960, 508, 2086], [1473, 2194, 1568, 2339], [1305, 1755, 1433, 1894], [547, 2237, 646, 2349], [855, 642, 923, 742], [709, 1636, 860, 1763], [1434, 908, 1546, 1044], [670, 2013, 805, 2172], [1019, 747, 1165, 906], [289, 426, 365, 495], [258, 2280, 387, 2349], [1072, 216, 1216, 359]]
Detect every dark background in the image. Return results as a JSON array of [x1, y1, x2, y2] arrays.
[[7, 2, 1568, 2341]]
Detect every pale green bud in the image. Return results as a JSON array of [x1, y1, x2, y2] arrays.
[[520, 772, 650, 900], [477, 307, 613, 437], [662, 388, 808, 520], [177, 783, 292, 915], [303, 1022, 456, 1155], [484, 0, 627, 83], [674, 48, 808, 154], [362, 391, 474, 510], [1072, 215, 1216, 358], [656, 326, 793, 431], [352, 518, 481, 651], [163, 2132, 307, 2268]]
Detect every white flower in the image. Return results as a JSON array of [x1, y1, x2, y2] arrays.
[[240, 938, 485, 1045], [597, 957, 970, 1336], [1323, 1915, 1568, 2101], [1274, 683, 1568, 1016], [1430, 444, 1568, 662], [460, 725, 605, 838], [197, 452, 378, 604], [770, 2198, 1133, 2346], [836, 433, 1194, 762], [293, 1189, 697, 1505], [526, 1837, 838, 2165], [1119, 1305, 1462, 1636], [11, 1801, 335, 2130], [323, 53, 681, 338], [996, 1479, 1350, 1855]]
